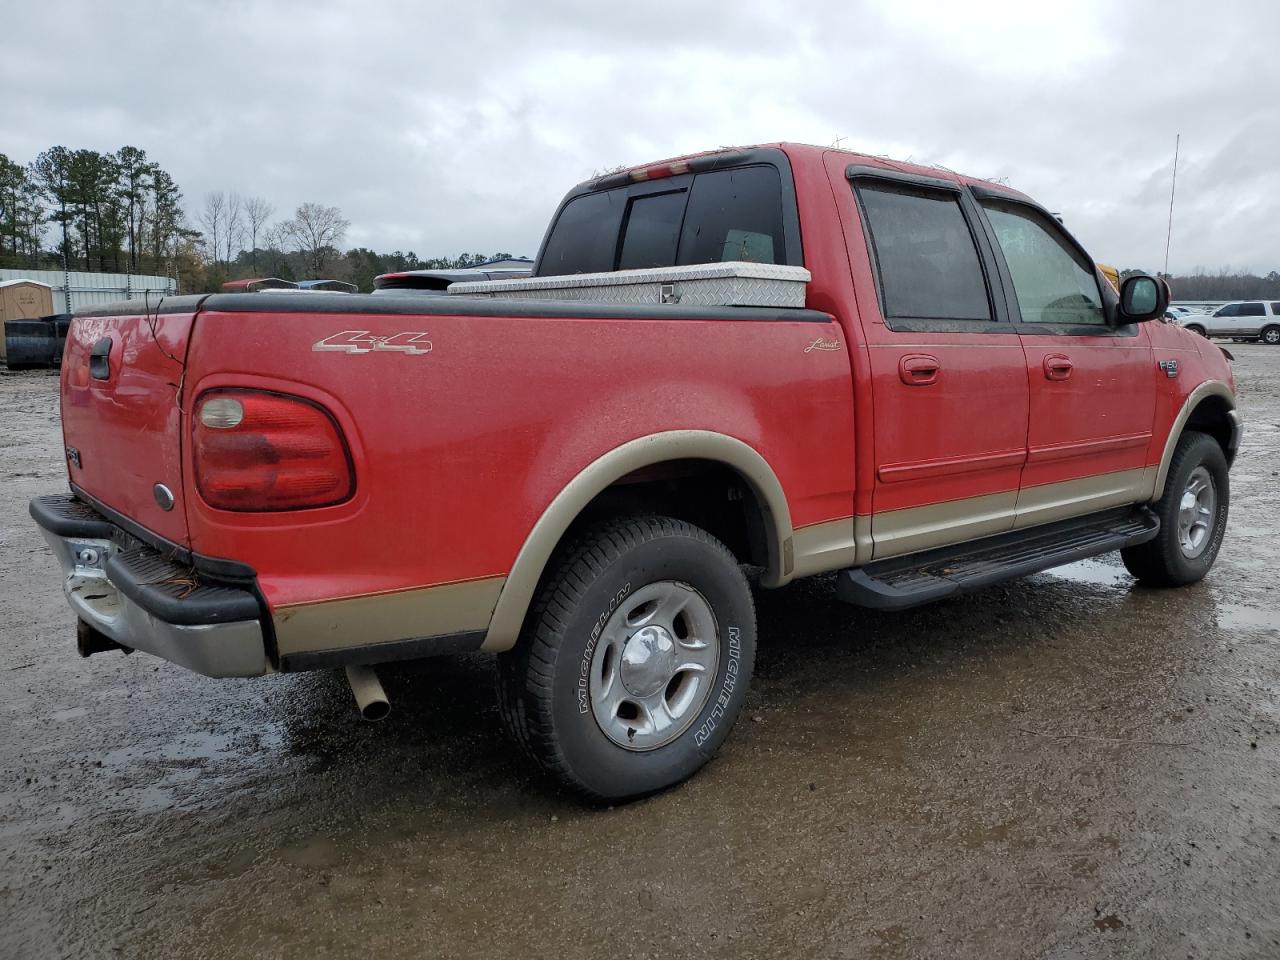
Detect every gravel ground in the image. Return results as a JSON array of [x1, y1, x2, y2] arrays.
[[1, 346, 1278, 960]]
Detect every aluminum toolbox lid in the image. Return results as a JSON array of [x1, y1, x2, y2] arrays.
[[446, 260, 811, 300]]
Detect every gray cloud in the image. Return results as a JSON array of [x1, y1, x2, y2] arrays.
[[3, 0, 1277, 273]]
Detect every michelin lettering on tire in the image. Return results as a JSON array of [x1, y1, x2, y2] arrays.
[[694, 625, 741, 747], [578, 582, 631, 715]]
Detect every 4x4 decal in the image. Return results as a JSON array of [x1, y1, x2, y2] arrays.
[[313, 330, 433, 355]]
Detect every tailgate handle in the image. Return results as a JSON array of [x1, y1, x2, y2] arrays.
[[89, 337, 112, 380], [899, 354, 940, 386]]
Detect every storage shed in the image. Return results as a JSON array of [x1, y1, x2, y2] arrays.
[[0, 280, 55, 363]]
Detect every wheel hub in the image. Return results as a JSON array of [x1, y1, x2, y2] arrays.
[[587, 580, 721, 752], [620, 625, 678, 698], [1176, 465, 1216, 559]]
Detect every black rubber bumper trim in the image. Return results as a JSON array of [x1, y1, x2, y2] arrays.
[[104, 545, 261, 626], [279, 630, 486, 672], [31, 491, 264, 627]]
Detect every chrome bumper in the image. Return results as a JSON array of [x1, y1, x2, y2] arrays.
[[34, 496, 270, 678]]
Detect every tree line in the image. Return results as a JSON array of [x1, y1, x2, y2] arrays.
[[0, 146, 190, 276], [0, 143, 522, 292]]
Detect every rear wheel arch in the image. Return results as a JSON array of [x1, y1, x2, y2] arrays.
[[1153, 381, 1237, 500], [481, 431, 794, 652]]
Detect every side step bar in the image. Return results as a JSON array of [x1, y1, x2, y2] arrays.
[[837, 506, 1159, 611]]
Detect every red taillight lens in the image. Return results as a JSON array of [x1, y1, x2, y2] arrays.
[[193, 390, 354, 511]]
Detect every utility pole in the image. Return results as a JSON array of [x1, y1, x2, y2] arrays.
[[1163, 134, 1180, 277]]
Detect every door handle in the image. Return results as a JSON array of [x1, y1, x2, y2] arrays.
[[899, 354, 940, 386], [1043, 354, 1073, 381]]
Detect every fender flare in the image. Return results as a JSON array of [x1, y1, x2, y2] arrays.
[[481, 430, 795, 652], [1152, 380, 1236, 500]]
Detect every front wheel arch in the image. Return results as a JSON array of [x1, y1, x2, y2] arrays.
[[1152, 382, 1236, 500]]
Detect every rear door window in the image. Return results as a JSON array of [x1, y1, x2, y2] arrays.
[[617, 190, 688, 270], [855, 183, 992, 322], [1238, 302, 1265, 317], [677, 165, 785, 265]]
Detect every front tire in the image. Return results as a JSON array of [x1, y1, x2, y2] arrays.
[[1121, 431, 1229, 586], [497, 516, 756, 801], [1185, 324, 1207, 337]]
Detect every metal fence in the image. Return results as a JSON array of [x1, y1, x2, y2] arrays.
[[0, 268, 177, 314]]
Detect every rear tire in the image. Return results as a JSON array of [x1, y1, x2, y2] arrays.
[[497, 516, 756, 801], [1261, 325, 1280, 345], [1121, 431, 1228, 586]]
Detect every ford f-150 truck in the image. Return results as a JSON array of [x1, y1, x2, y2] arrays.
[[31, 144, 1241, 801]]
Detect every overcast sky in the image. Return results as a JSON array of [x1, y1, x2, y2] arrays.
[[3, 0, 1277, 274]]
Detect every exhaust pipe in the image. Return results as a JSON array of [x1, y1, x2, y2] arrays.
[[345, 665, 390, 721]]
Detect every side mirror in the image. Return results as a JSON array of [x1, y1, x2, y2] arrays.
[[1118, 274, 1168, 323]]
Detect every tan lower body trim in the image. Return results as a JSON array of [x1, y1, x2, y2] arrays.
[[872, 490, 1017, 561], [1013, 467, 1152, 529], [273, 576, 505, 657], [791, 518, 859, 578], [866, 468, 1155, 564]]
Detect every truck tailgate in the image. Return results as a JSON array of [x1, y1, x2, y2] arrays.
[[60, 306, 197, 546]]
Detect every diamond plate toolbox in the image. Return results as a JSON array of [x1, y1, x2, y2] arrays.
[[447, 261, 811, 308]]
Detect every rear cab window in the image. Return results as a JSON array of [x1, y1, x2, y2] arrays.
[[535, 156, 799, 276]]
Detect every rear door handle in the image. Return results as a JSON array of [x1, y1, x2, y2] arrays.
[[1043, 354, 1073, 381], [899, 354, 940, 386]]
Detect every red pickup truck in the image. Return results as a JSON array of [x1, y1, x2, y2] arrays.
[[32, 144, 1241, 800]]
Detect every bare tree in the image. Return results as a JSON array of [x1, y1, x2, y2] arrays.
[[244, 195, 274, 274], [224, 192, 244, 271], [200, 191, 225, 269], [283, 202, 349, 277]]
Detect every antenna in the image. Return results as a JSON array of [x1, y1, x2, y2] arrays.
[[1163, 134, 1180, 277]]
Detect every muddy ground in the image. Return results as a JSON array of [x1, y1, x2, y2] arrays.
[[1, 346, 1278, 960]]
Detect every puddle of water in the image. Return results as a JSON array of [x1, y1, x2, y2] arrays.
[[1042, 558, 1130, 588], [1216, 603, 1280, 634]]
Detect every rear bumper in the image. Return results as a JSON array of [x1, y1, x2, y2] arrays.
[[30, 494, 270, 678]]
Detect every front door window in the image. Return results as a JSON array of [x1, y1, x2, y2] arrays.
[[982, 201, 1105, 326]]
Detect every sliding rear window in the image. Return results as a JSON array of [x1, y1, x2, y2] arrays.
[[537, 164, 789, 275]]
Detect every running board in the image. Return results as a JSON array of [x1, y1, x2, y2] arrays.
[[837, 507, 1159, 611]]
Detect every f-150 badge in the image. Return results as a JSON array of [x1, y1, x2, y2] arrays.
[[313, 330, 433, 355]]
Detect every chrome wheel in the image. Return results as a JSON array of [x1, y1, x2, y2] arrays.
[[1177, 465, 1216, 558], [588, 581, 720, 751]]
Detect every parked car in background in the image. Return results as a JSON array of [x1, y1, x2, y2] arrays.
[[1180, 301, 1280, 344], [373, 257, 534, 294]]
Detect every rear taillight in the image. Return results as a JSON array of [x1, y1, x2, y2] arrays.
[[193, 389, 354, 511]]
